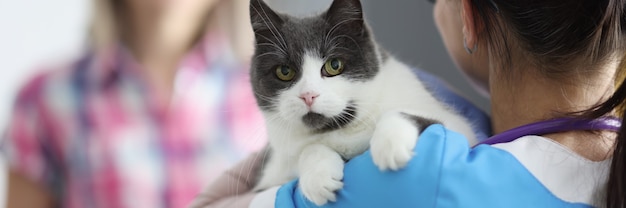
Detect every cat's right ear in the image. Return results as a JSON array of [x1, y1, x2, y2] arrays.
[[250, 0, 283, 33]]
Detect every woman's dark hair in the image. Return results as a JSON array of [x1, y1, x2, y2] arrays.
[[469, 0, 625, 206]]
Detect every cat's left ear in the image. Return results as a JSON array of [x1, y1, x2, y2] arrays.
[[325, 0, 366, 36], [250, 0, 283, 32]]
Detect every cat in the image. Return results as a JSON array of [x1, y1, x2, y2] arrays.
[[249, 0, 477, 205]]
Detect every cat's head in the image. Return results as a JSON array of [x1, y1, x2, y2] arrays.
[[249, 0, 381, 132]]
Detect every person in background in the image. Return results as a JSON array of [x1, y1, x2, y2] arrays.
[[2, 0, 266, 207]]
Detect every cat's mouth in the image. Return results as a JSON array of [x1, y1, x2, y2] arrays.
[[301, 102, 357, 132]]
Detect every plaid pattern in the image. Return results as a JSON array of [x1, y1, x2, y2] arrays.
[[2, 33, 267, 208]]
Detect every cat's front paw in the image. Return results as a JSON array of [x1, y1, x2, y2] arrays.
[[299, 167, 344, 206], [370, 112, 419, 171]]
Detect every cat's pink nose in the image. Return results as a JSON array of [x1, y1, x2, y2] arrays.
[[299, 92, 319, 107]]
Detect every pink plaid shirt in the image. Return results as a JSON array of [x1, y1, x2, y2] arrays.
[[2, 33, 266, 208]]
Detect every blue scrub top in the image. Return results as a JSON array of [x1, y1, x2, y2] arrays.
[[276, 125, 592, 208]]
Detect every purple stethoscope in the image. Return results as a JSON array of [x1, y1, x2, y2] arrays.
[[475, 117, 622, 146]]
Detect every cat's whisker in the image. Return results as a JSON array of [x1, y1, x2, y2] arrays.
[[252, 93, 276, 101], [256, 43, 287, 54], [238, 114, 284, 193], [241, 114, 279, 150], [252, 92, 279, 106], [255, 52, 285, 59], [254, 34, 287, 55], [324, 17, 363, 49], [251, 4, 288, 50], [256, 43, 286, 53], [343, 112, 368, 129], [328, 46, 355, 53], [253, 101, 278, 109], [286, 120, 298, 170], [253, 98, 276, 106], [255, 37, 287, 53], [360, 114, 377, 129], [255, 105, 275, 110], [345, 106, 377, 129], [328, 34, 363, 55], [331, 116, 345, 131], [240, 150, 264, 195], [264, 114, 299, 173], [256, 3, 288, 49], [348, 101, 421, 105], [241, 147, 270, 194]]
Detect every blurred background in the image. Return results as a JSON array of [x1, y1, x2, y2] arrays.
[[0, 0, 488, 207], [0, 0, 489, 131], [0, 0, 90, 138]]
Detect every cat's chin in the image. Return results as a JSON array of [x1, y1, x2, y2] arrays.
[[300, 104, 357, 133], [301, 112, 330, 130]]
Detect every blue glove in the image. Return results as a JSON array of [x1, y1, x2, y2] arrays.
[[276, 125, 591, 208]]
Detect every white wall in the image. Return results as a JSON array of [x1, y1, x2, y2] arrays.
[[266, 0, 332, 15], [0, 0, 90, 206], [0, 0, 90, 130]]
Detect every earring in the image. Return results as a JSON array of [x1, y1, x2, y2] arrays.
[[464, 37, 477, 54]]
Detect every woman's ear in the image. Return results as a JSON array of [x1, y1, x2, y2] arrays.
[[461, 0, 478, 51]]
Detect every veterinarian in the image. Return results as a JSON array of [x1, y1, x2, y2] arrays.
[[197, 0, 626, 207], [1, 0, 267, 207]]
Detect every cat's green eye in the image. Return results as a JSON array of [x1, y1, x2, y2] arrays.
[[276, 65, 296, 81], [324, 58, 344, 77]]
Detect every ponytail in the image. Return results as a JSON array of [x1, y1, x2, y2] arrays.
[[587, 53, 626, 208], [604, 54, 626, 208]]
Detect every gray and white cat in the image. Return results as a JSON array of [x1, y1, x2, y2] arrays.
[[249, 0, 477, 205]]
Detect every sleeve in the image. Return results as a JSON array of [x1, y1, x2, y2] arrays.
[[2, 75, 63, 196], [276, 125, 593, 208]]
